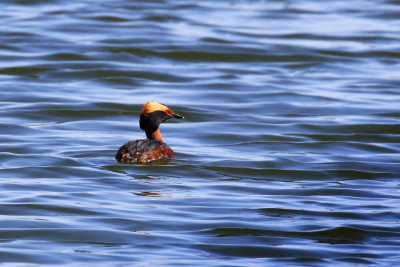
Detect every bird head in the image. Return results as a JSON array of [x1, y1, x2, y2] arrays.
[[139, 102, 184, 134]]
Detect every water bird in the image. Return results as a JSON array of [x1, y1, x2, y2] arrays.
[[115, 102, 184, 163]]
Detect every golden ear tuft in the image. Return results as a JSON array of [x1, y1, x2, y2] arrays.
[[141, 102, 169, 115]]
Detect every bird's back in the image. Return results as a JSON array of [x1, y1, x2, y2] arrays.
[[115, 139, 174, 163]]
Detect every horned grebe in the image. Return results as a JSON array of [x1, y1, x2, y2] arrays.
[[115, 102, 184, 163]]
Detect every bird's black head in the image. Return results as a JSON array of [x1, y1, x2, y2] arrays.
[[139, 102, 184, 139]]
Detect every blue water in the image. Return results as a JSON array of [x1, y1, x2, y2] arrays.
[[1, 0, 400, 266]]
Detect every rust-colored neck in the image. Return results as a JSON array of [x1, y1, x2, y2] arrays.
[[147, 129, 163, 142]]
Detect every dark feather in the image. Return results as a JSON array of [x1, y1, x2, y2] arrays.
[[115, 139, 173, 163]]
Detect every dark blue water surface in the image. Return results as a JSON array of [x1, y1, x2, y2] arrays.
[[1, 0, 400, 266]]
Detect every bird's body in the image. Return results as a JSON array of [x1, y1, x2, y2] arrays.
[[115, 139, 174, 164], [115, 102, 183, 164]]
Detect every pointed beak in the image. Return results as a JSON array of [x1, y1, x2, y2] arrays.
[[172, 113, 184, 119]]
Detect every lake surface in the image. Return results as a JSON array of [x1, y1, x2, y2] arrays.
[[1, 0, 400, 266]]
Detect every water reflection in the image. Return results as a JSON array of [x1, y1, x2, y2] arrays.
[[134, 191, 163, 197]]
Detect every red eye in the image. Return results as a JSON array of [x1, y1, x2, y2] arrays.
[[164, 110, 173, 117]]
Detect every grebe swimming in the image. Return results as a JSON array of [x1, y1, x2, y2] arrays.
[[115, 102, 184, 163]]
